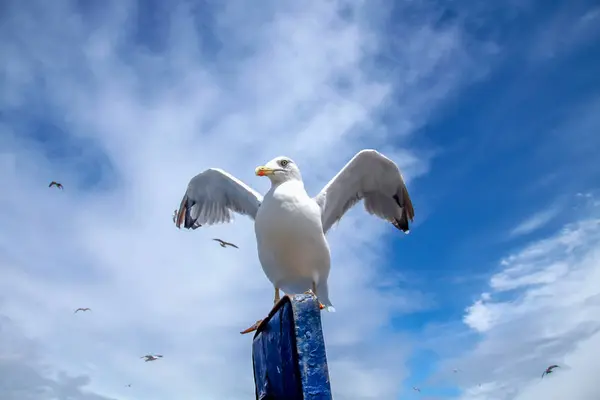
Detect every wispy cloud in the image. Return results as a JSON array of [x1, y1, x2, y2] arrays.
[[531, 4, 600, 61], [0, 1, 493, 399], [510, 207, 560, 237], [448, 212, 600, 399]]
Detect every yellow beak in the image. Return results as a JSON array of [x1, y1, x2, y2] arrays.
[[255, 166, 275, 176]]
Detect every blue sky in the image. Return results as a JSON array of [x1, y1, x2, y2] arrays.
[[1, 0, 599, 399]]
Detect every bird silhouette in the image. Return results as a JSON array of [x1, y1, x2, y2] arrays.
[[49, 181, 63, 189], [141, 354, 163, 362], [74, 307, 91, 313], [542, 364, 560, 378], [412, 386, 421, 392], [212, 238, 239, 249]]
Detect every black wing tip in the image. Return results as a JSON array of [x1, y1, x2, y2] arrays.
[[392, 194, 413, 234], [393, 212, 411, 233], [176, 196, 202, 230]]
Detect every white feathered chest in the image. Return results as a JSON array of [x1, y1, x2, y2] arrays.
[[254, 181, 331, 287]]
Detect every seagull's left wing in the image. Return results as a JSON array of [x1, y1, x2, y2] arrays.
[[314, 149, 415, 234]]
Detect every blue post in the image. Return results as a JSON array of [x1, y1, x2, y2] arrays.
[[252, 293, 333, 400]]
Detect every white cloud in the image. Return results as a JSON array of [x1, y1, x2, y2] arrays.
[[449, 215, 600, 400], [0, 0, 493, 399], [509, 207, 560, 237]]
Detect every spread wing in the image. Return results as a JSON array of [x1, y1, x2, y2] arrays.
[[313, 149, 415, 234], [175, 168, 263, 229]]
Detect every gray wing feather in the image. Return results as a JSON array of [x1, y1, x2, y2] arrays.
[[176, 168, 263, 229], [313, 149, 415, 234]]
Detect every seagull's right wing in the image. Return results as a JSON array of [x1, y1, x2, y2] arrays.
[[176, 168, 263, 229], [313, 149, 414, 234]]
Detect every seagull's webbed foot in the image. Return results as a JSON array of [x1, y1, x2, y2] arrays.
[[240, 319, 263, 335], [304, 287, 326, 310]]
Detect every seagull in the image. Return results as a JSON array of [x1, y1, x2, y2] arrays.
[[412, 386, 421, 392], [453, 368, 460, 373], [213, 238, 239, 249], [74, 307, 91, 313], [49, 181, 63, 189], [542, 364, 560, 378], [141, 354, 163, 362], [125, 384, 132, 388], [174, 149, 414, 334]]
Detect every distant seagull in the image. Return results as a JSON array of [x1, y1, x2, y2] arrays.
[[212, 238, 239, 249], [453, 368, 461, 373], [49, 181, 63, 189], [141, 354, 163, 362], [74, 307, 91, 313], [412, 386, 421, 392], [125, 384, 132, 388], [542, 364, 560, 378]]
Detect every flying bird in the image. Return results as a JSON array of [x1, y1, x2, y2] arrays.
[[125, 384, 132, 388], [141, 354, 163, 362], [412, 386, 421, 392], [174, 149, 414, 334], [213, 238, 239, 249], [49, 181, 63, 189], [74, 308, 91, 313], [453, 368, 461, 373], [542, 364, 560, 378]]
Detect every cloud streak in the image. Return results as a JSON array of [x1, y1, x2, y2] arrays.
[[509, 206, 560, 237], [451, 211, 600, 400]]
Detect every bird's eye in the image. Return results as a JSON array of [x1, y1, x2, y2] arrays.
[[280, 160, 289, 167]]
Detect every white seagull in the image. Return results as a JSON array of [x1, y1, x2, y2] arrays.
[[175, 149, 414, 333]]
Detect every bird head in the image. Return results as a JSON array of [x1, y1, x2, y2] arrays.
[[255, 156, 302, 185]]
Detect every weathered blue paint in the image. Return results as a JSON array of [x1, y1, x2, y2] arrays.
[[252, 294, 332, 400]]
